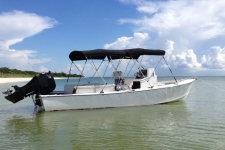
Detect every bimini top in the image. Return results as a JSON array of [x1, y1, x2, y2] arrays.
[[69, 48, 165, 61], [125, 48, 165, 59]]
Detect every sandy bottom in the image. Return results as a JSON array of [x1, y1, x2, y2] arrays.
[[0, 78, 32, 83]]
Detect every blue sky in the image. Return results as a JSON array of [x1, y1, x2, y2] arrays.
[[1, 0, 225, 76]]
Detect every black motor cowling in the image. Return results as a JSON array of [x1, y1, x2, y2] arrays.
[[5, 71, 56, 104]]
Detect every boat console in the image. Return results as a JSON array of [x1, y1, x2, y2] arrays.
[[113, 71, 125, 91], [63, 68, 158, 94], [132, 68, 157, 89]]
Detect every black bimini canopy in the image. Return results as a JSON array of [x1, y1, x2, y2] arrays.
[[69, 49, 126, 61], [124, 48, 165, 59], [69, 48, 165, 61]]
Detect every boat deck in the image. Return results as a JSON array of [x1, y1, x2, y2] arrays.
[[50, 78, 193, 95]]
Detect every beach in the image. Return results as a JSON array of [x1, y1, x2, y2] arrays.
[[0, 77, 69, 84], [0, 78, 32, 84]]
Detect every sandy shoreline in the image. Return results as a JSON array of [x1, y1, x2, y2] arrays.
[[0, 77, 67, 84], [0, 78, 32, 83]]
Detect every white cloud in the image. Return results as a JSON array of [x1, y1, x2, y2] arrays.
[[114, 0, 225, 74], [39, 66, 49, 72], [0, 10, 57, 70], [104, 32, 149, 49], [201, 46, 225, 69], [173, 49, 202, 69], [164, 40, 202, 69], [0, 49, 51, 70], [119, 0, 225, 40], [104, 32, 202, 71], [165, 40, 174, 59]]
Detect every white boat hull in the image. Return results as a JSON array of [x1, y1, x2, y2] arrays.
[[39, 78, 195, 111]]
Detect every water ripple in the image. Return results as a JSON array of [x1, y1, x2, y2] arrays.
[[1, 77, 225, 149]]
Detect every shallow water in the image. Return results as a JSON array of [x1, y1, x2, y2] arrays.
[[0, 77, 225, 149]]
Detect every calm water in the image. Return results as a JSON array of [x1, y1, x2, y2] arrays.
[[0, 77, 225, 149]]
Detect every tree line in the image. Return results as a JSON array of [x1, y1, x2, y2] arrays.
[[0, 67, 82, 77]]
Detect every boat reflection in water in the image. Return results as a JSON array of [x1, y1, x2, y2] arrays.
[[4, 101, 191, 149]]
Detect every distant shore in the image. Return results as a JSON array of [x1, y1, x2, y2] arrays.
[[0, 77, 68, 84]]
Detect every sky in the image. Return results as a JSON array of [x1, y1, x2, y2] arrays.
[[1, 0, 225, 76]]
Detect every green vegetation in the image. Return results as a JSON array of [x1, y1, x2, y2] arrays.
[[0, 67, 82, 78]]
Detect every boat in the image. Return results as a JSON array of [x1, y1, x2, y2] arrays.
[[3, 48, 195, 111]]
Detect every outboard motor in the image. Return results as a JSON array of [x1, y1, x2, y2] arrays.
[[5, 71, 56, 104]]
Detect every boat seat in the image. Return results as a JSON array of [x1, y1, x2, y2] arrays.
[[64, 84, 76, 94]]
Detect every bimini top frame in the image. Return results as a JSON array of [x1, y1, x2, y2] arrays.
[[67, 48, 177, 93], [69, 48, 165, 61]]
